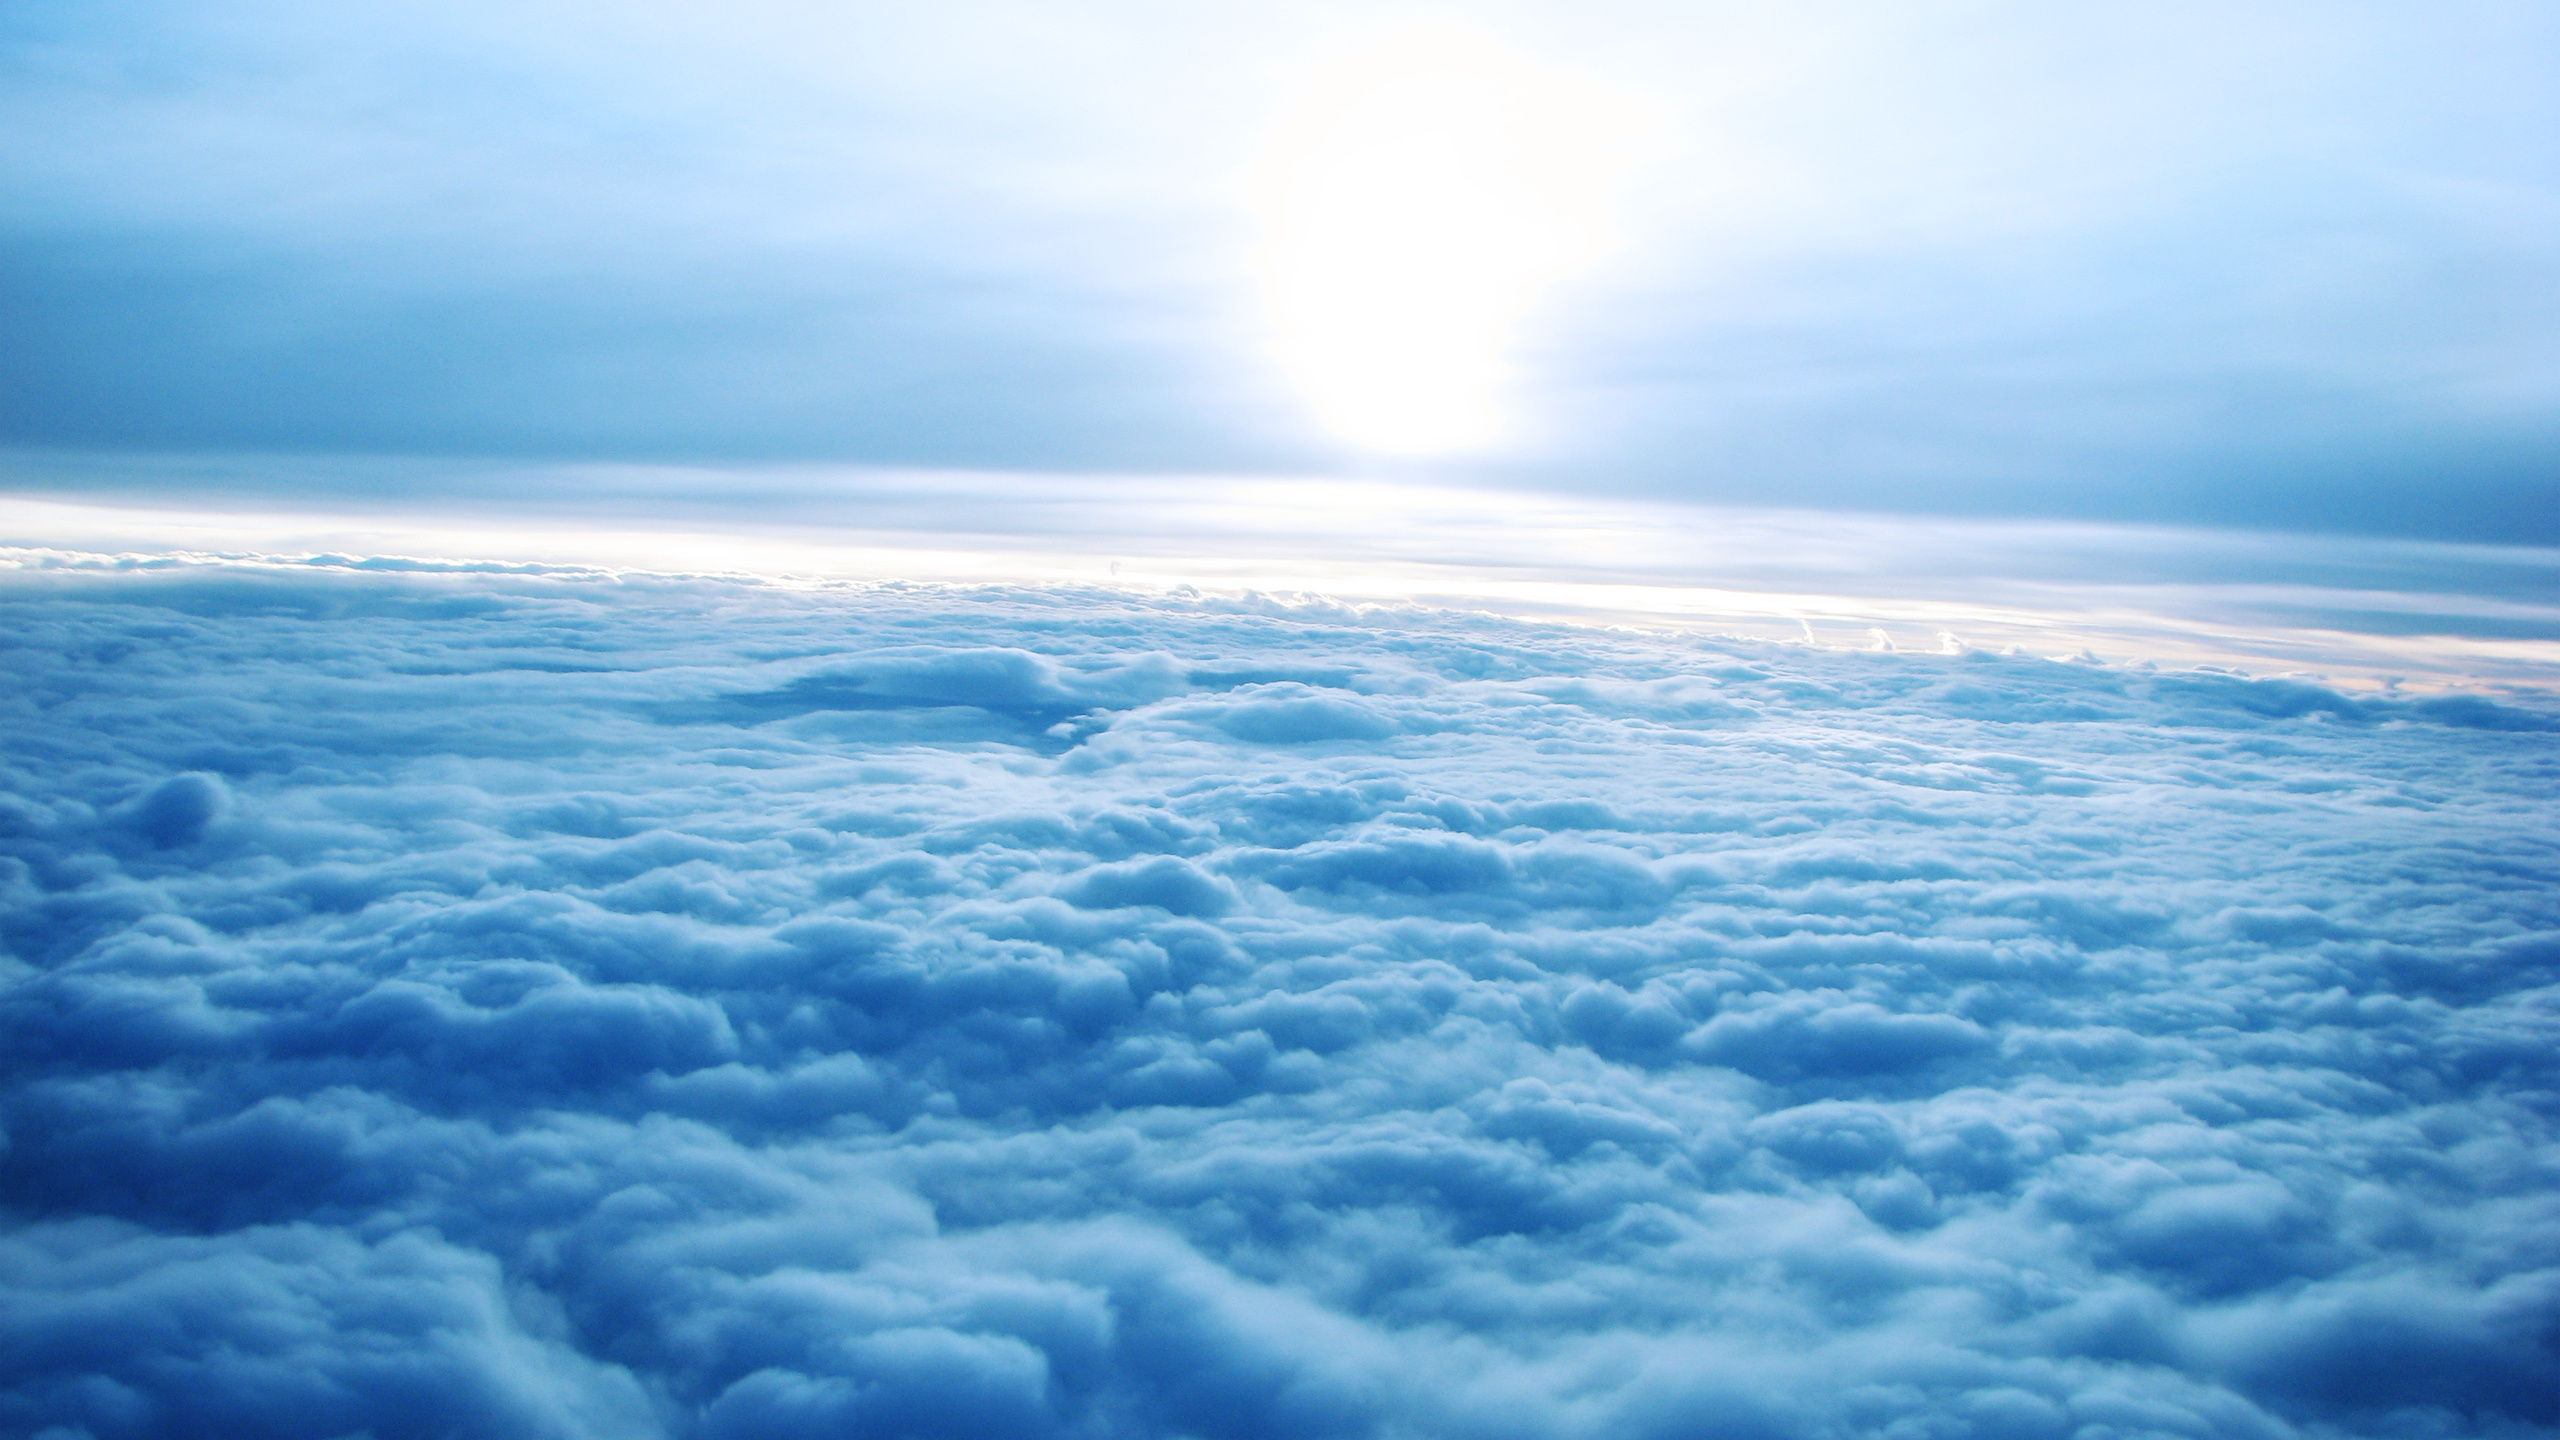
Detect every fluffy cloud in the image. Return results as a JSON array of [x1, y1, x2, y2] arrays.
[[3, 557, 2556, 1439]]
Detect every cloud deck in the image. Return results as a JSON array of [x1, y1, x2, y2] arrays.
[[3, 561, 2555, 1439]]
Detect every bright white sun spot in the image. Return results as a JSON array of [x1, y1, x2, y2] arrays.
[[1250, 23, 1648, 454]]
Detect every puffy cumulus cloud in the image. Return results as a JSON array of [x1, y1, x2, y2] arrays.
[[3, 558, 2557, 1440]]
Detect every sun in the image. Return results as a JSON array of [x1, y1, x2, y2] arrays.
[[1248, 22, 1649, 455]]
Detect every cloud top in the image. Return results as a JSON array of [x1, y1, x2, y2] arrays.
[[3, 561, 2557, 1438]]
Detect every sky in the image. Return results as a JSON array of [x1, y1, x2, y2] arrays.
[[3, 0, 2556, 538], [7, 8, 2560, 1439]]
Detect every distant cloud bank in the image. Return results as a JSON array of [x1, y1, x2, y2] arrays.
[[12, 468, 2560, 695], [4, 561, 2557, 1438]]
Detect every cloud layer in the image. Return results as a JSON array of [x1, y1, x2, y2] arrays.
[[4, 559, 2557, 1439]]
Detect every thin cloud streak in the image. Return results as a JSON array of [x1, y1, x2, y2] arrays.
[[8, 463, 2558, 694]]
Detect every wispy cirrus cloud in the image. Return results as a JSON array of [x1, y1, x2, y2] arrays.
[[11, 463, 2559, 692]]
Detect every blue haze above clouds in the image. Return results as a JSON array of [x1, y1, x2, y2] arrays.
[[4, 559, 2559, 1438], [2, 0, 2555, 537]]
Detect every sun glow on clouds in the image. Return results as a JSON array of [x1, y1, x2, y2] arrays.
[[1250, 24, 1649, 454]]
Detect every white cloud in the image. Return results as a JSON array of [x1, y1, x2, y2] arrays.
[[2, 559, 2556, 1438]]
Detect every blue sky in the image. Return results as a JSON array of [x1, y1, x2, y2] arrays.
[[4, 0, 2554, 538]]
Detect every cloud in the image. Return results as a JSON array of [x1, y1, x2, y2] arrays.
[[1, 1221, 660, 1440], [113, 772, 229, 851], [2, 558, 2558, 1438], [1062, 857, 1237, 919]]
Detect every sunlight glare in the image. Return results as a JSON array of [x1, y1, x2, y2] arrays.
[[1250, 24, 1648, 454]]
